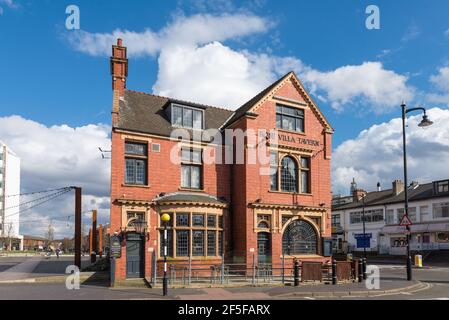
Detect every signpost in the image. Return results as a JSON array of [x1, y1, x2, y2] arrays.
[[110, 235, 121, 288], [354, 233, 372, 249], [400, 215, 413, 227]]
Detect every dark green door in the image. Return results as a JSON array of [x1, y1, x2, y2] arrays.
[[257, 232, 271, 265], [126, 233, 144, 278]]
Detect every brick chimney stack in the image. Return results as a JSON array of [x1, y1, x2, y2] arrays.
[[110, 38, 128, 125], [352, 188, 367, 202], [392, 179, 404, 195]]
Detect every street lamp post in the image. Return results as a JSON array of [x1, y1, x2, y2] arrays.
[[401, 102, 433, 281], [161, 213, 171, 296], [361, 194, 367, 279]]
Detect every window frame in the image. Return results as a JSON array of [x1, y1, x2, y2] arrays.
[[171, 104, 204, 130], [181, 148, 203, 190], [276, 104, 305, 133], [158, 211, 224, 259], [124, 141, 148, 185], [280, 156, 298, 193], [270, 153, 311, 194]]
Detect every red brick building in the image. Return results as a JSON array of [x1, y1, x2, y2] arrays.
[[109, 39, 334, 280]]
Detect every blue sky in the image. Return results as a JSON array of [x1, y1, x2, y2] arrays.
[[1, 0, 449, 236], [1, 0, 448, 144]]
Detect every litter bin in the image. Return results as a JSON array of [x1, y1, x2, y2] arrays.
[[414, 254, 423, 268]]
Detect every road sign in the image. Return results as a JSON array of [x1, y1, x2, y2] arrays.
[[400, 215, 413, 227]]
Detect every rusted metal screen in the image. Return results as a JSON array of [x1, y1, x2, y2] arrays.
[[301, 262, 323, 282], [336, 261, 352, 281]]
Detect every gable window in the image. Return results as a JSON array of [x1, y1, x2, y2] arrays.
[[125, 141, 147, 185], [171, 104, 203, 130], [181, 148, 202, 189], [281, 156, 298, 192], [276, 105, 304, 133]]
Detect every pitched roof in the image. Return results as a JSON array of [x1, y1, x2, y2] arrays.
[[223, 73, 290, 128], [116, 90, 233, 137], [332, 182, 449, 211], [224, 71, 333, 131], [115, 71, 332, 136], [153, 192, 228, 205]]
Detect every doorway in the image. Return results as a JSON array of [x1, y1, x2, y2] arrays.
[[126, 233, 144, 278], [257, 232, 271, 265]]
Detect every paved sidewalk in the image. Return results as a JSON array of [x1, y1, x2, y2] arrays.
[[170, 279, 423, 299], [0, 257, 43, 281]]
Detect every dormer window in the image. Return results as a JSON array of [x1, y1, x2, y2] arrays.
[[171, 104, 203, 130], [435, 180, 449, 195]]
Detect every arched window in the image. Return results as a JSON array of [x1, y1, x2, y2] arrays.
[[281, 156, 298, 192], [282, 220, 317, 255]]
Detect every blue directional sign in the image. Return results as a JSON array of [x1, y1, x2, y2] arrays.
[[354, 233, 372, 249]]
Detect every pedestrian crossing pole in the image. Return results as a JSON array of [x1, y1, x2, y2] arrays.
[[73, 187, 82, 269], [99, 224, 103, 259], [91, 210, 97, 263]]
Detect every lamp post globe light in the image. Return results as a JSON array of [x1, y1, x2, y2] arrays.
[[401, 102, 433, 281], [161, 213, 171, 296]]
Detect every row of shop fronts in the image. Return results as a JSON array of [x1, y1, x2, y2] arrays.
[[332, 179, 449, 255]]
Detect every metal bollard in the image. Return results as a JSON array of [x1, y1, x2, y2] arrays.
[[358, 259, 363, 283], [362, 258, 367, 280], [294, 259, 300, 286], [332, 259, 337, 285]]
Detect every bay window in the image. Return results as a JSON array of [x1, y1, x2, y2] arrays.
[[159, 212, 224, 258]]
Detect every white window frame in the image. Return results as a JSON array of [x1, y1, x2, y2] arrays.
[[171, 103, 204, 130]]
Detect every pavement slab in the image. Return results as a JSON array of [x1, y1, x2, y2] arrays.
[[0, 257, 43, 281]]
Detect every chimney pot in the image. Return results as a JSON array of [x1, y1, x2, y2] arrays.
[[352, 188, 367, 202], [392, 179, 404, 195], [117, 38, 123, 46]]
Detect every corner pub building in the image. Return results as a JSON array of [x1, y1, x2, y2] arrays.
[[109, 39, 334, 281]]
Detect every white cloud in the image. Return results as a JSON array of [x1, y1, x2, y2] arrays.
[[430, 67, 449, 92], [67, 13, 270, 58], [0, 0, 18, 8], [427, 67, 449, 105], [445, 29, 449, 37], [332, 107, 449, 194], [0, 0, 18, 14], [0, 116, 111, 238], [153, 42, 304, 108], [68, 13, 414, 111], [302, 62, 414, 113]]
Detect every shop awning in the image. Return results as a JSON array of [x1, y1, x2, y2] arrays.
[[427, 222, 449, 232], [381, 223, 449, 234], [381, 225, 407, 234]]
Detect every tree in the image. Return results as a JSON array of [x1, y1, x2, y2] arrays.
[[46, 220, 55, 248], [5, 222, 14, 251]]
